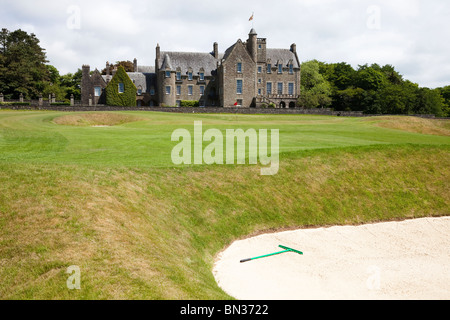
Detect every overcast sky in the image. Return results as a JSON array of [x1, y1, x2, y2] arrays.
[[1, 0, 449, 88]]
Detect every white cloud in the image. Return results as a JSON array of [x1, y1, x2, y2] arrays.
[[0, 0, 449, 88]]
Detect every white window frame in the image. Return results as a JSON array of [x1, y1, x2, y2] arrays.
[[267, 82, 272, 95], [94, 86, 101, 97], [277, 82, 283, 95], [118, 83, 124, 93], [236, 79, 243, 94], [288, 82, 294, 95]]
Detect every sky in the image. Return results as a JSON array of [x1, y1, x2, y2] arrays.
[[1, 0, 449, 88]]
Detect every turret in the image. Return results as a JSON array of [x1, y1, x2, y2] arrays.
[[247, 28, 257, 62]]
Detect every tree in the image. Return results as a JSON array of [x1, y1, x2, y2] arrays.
[[436, 86, 450, 117], [414, 88, 444, 116], [0, 28, 49, 99], [101, 60, 134, 74], [355, 64, 386, 91], [60, 69, 82, 100], [298, 60, 332, 108]]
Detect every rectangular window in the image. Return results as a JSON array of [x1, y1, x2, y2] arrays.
[[288, 83, 294, 95], [236, 99, 243, 107], [94, 86, 101, 97], [200, 85, 205, 95], [278, 64, 283, 74], [199, 72, 205, 81], [176, 72, 181, 81], [188, 72, 193, 80], [258, 78, 262, 84], [150, 87, 155, 95], [258, 66, 262, 73], [267, 64, 271, 73], [176, 100, 181, 107], [289, 64, 294, 74], [165, 86, 171, 95], [237, 62, 242, 73], [278, 82, 283, 94], [236, 79, 243, 94], [165, 71, 171, 78], [258, 89, 262, 95], [267, 82, 272, 95], [176, 85, 181, 96], [188, 85, 193, 95], [118, 83, 125, 93]]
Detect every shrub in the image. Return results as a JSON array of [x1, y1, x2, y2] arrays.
[[180, 100, 199, 108]]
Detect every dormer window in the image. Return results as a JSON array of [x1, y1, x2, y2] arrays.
[[199, 72, 205, 81], [188, 69, 193, 81], [278, 63, 283, 74], [289, 63, 294, 74], [165, 70, 171, 78], [267, 63, 271, 74]]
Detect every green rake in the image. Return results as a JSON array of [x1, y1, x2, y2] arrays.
[[240, 245, 303, 263]]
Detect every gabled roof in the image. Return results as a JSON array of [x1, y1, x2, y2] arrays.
[[158, 51, 222, 76]]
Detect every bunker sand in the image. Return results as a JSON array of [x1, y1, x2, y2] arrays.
[[213, 217, 450, 300]]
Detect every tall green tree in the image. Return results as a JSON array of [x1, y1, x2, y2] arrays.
[[298, 60, 332, 108], [0, 28, 49, 99]]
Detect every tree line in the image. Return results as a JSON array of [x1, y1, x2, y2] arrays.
[[299, 60, 450, 117], [1, 28, 449, 116]]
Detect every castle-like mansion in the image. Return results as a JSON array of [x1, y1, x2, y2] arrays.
[[81, 29, 301, 108]]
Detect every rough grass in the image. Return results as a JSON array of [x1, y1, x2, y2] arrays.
[[0, 111, 449, 299], [366, 116, 450, 136], [53, 112, 144, 127], [0, 145, 448, 299]]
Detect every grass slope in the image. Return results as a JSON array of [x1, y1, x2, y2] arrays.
[[0, 111, 449, 299]]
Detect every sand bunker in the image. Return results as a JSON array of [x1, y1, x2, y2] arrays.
[[213, 217, 450, 300]]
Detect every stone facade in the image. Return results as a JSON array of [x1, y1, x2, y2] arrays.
[[81, 29, 301, 108]]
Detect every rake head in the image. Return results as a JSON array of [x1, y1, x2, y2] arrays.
[[279, 245, 303, 255]]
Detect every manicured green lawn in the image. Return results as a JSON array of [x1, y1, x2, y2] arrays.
[[0, 110, 448, 299]]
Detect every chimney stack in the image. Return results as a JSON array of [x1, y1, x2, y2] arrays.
[[213, 42, 219, 59]]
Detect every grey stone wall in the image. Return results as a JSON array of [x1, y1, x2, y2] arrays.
[[0, 104, 443, 119]]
